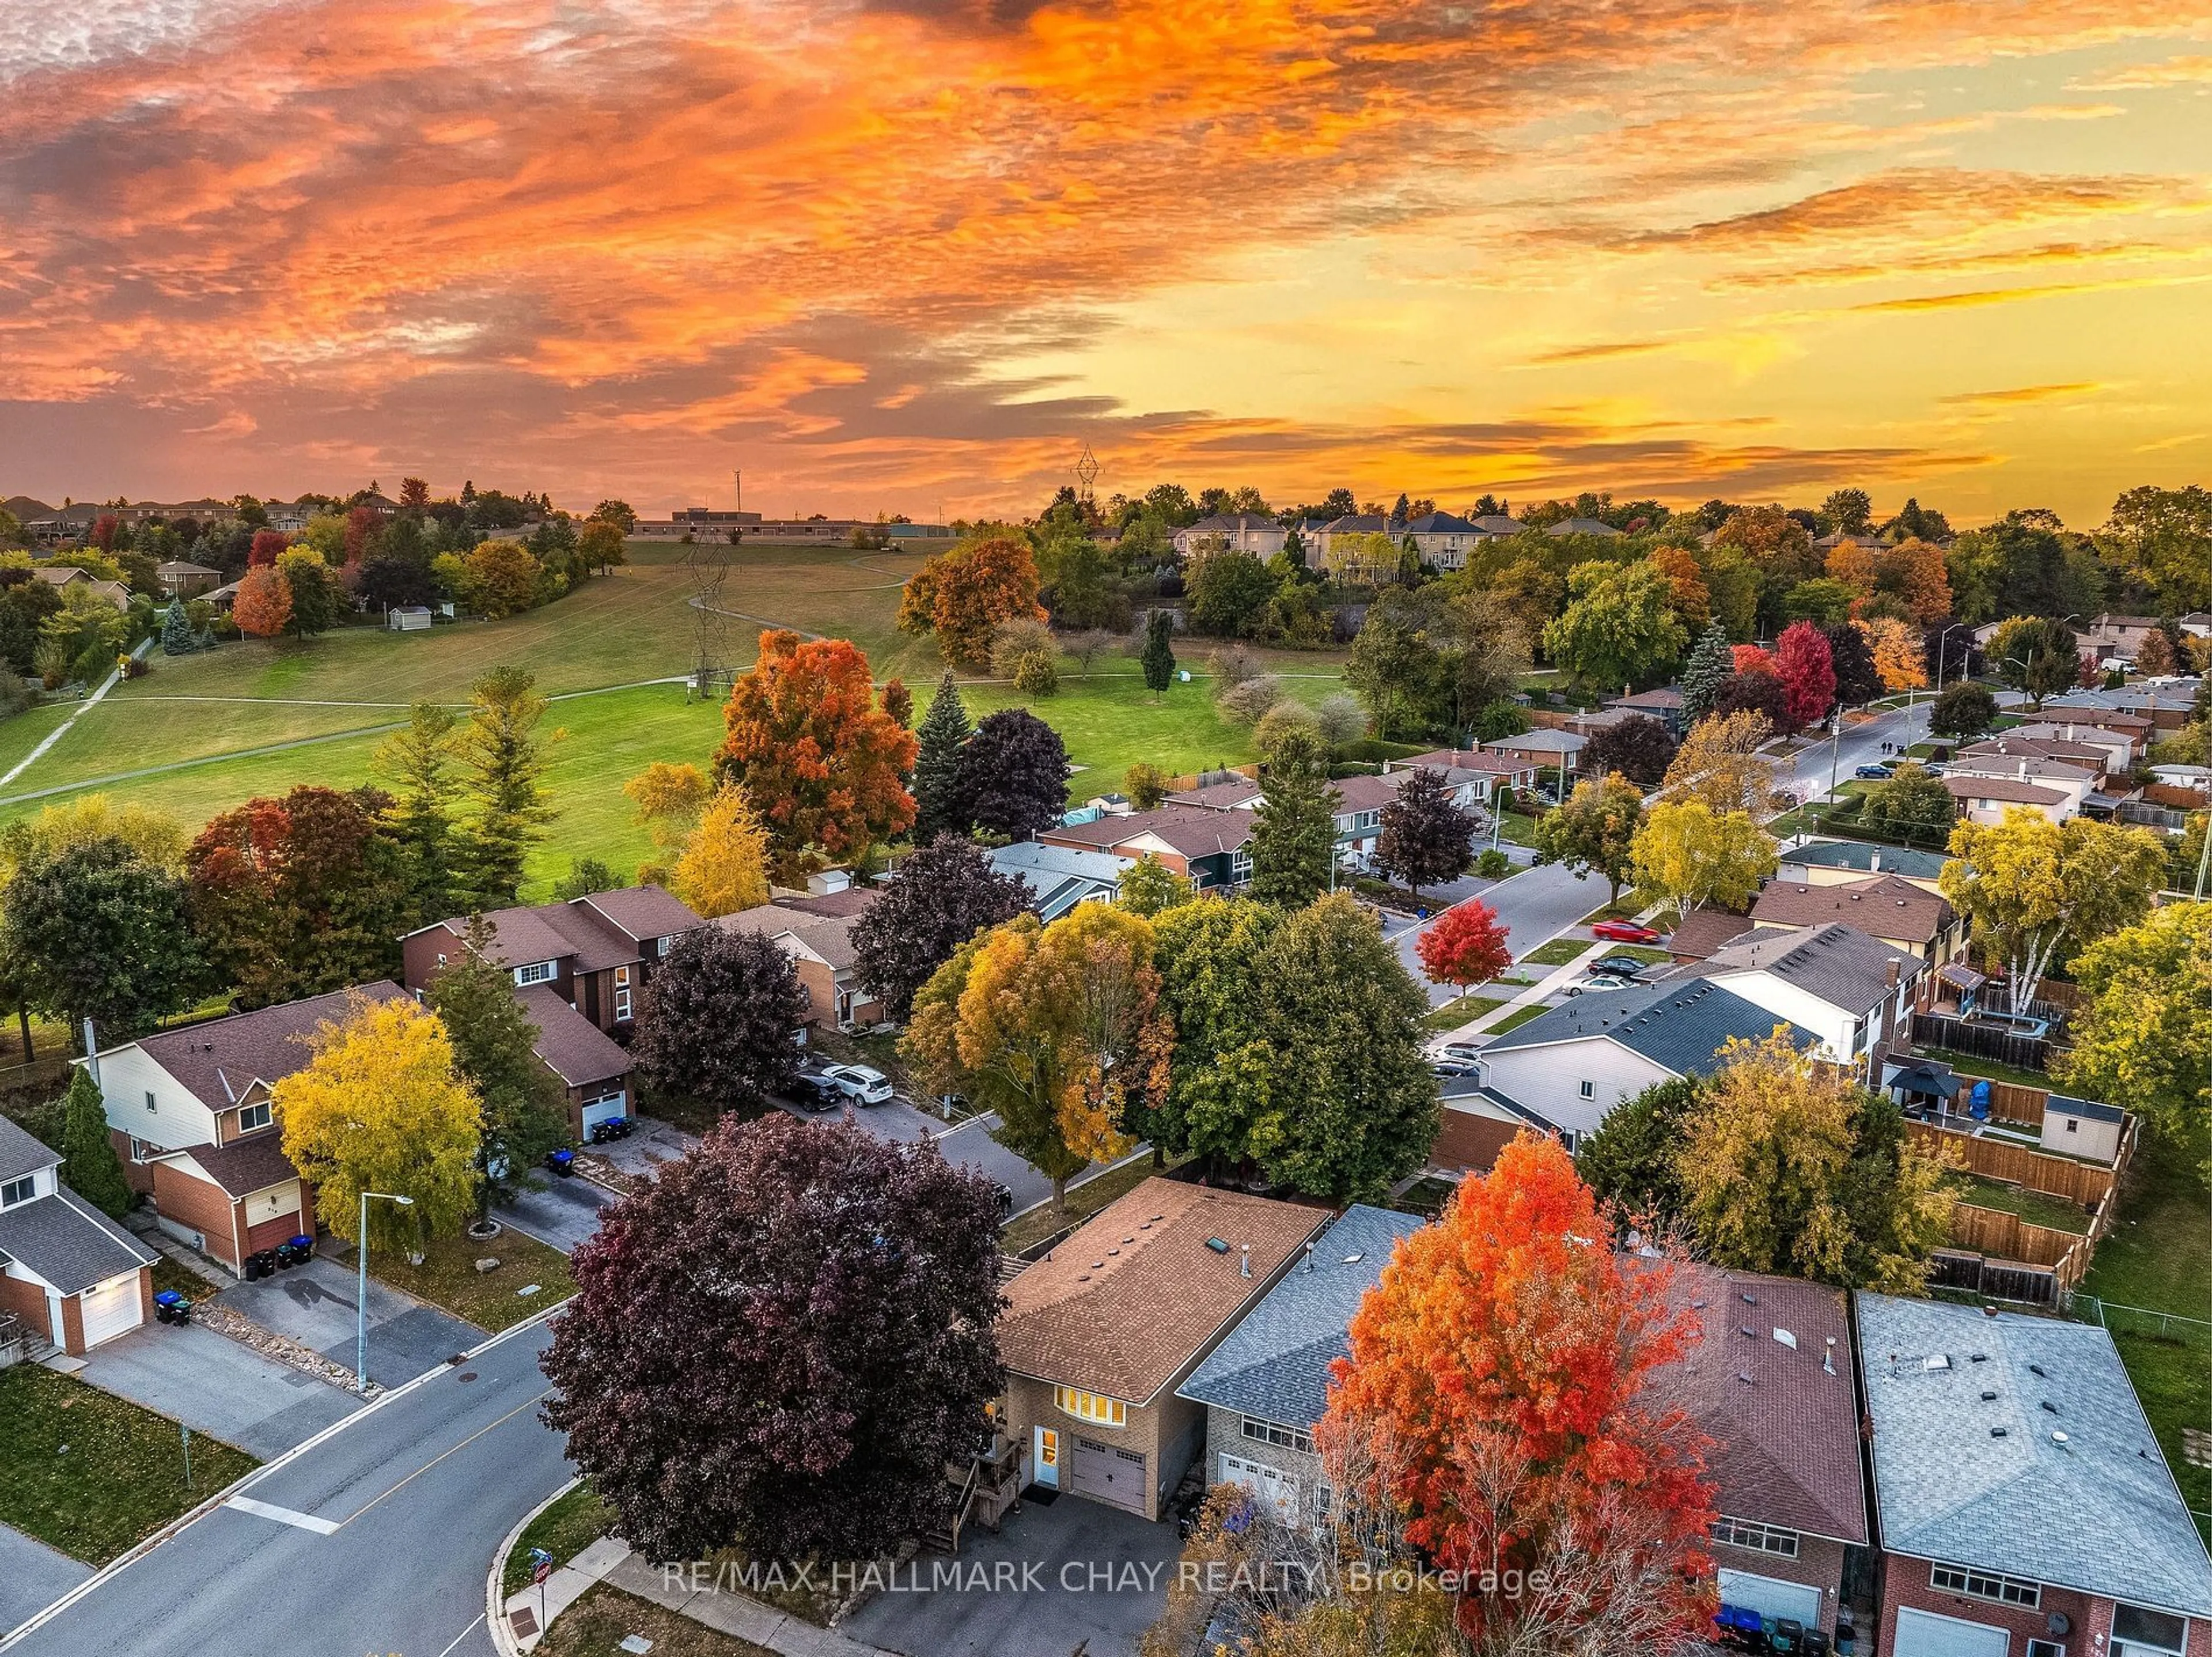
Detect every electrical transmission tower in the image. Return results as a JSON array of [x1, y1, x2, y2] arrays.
[[685, 539, 733, 697], [1075, 442, 1099, 506]]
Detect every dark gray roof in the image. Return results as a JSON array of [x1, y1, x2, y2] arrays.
[[2046, 1092, 2124, 1125], [0, 1113, 60, 1184], [184, 1130, 301, 1198], [1544, 516, 1623, 537], [130, 982, 413, 1110], [1857, 1293, 2212, 1617], [1177, 1205, 1424, 1429], [1702, 922, 1925, 1015], [0, 1187, 155, 1295], [1781, 839, 1951, 882], [1402, 512, 1477, 534], [1480, 979, 1812, 1076]]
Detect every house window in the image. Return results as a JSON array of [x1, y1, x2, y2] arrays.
[[1241, 1417, 1315, 1453], [1579, 1080, 1595, 1100], [237, 1101, 272, 1133], [1929, 1564, 2039, 1607], [2111, 1605, 2188, 1657], [1230, 848, 1253, 883], [2027, 1643, 2066, 1657], [129, 1138, 156, 1163], [1054, 1386, 1126, 1427], [0, 1175, 34, 1209], [1710, 1517, 1799, 1558], [146, 1089, 158, 1113], [2065, 1118, 2078, 1133], [514, 961, 556, 986]]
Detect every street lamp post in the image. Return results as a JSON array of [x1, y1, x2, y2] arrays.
[[357, 1190, 415, 1394]]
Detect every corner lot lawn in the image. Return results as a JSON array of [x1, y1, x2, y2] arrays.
[[343, 1226, 577, 1333], [540, 1584, 774, 1657], [0, 1365, 257, 1563], [505, 1482, 615, 1595]]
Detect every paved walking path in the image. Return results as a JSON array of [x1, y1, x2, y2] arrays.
[[0, 638, 151, 790]]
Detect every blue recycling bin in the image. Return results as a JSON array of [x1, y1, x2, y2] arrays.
[[1969, 1079, 1991, 1121]]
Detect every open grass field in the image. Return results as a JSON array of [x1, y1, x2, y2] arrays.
[[0, 543, 1347, 896]]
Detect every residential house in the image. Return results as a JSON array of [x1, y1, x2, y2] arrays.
[[402, 885, 703, 1034], [1176, 1205, 1425, 1523], [1857, 1293, 2212, 1657], [2005, 722, 2144, 771], [1543, 516, 1623, 538], [1956, 734, 2126, 782], [1397, 511, 1487, 570], [30, 565, 131, 611], [717, 887, 886, 1031], [987, 841, 1126, 921], [1944, 755, 2100, 820], [1748, 875, 1966, 975], [1654, 1263, 1870, 1642], [1778, 839, 1951, 895], [153, 559, 222, 599], [1482, 727, 1586, 784], [88, 985, 412, 1274], [1386, 748, 1540, 808], [0, 1114, 157, 1356], [1444, 978, 1813, 1166], [1468, 513, 1525, 536], [1309, 514, 1402, 581], [995, 1177, 1327, 1520], [2075, 614, 2173, 663], [1943, 773, 2080, 826], [1162, 775, 1264, 812], [1038, 806, 1256, 890], [1171, 516, 1289, 561], [1666, 906, 1756, 963], [2045, 684, 2200, 735], [1698, 922, 1926, 1082], [1330, 771, 1408, 868], [1606, 684, 1687, 733]]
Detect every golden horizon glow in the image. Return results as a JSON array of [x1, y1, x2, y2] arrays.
[[3, 0, 2210, 524]]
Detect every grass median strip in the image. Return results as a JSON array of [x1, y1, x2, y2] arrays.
[[539, 1583, 777, 1657], [0, 1365, 257, 1563], [505, 1482, 616, 1595]]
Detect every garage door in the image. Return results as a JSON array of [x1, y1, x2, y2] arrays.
[[1070, 1436, 1146, 1514], [1218, 1453, 1300, 1523], [1717, 1569, 1821, 1630], [78, 1273, 142, 1350], [1895, 1607, 2010, 1657], [581, 1092, 628, 1133]]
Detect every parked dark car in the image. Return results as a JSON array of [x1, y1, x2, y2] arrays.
[[1855, 761, 1897, 781], [1589, 954, 1649, 979], [788, 1066, 846, 1111]]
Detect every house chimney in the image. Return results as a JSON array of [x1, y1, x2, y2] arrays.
[[2018, 759, 2028, 780], [1303, 1241, 1316, 1273], [1870, 850, 1881, 872], [1240, 1243, 1251, 1280], [1886, 960, 1901, 989]]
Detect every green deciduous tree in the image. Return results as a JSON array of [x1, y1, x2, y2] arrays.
[[1860, 762, 1956, 838], [1534, 771, 1645, 906], [1575, 1075, 1699, 1229], [1187, 550, 1278, 638], [2, 839, 205, 1041], [2059, 902, 2212, 1150], [1541, 559, 1686, 692], [1115, 852, 1192, 917], [425, 919, 570, 1215]]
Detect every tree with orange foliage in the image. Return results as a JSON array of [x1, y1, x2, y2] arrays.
[[1416, 899, 1512, 988], [1887, 536, 1953, 623], [714, 630, 917, 882], [1861, 615, 1927, 692], [897, 536, 1046, 668], [1646, 544, 1710, 633], [248, 528, 289, 567], [232, 565, 293, 638], [1320, 1134, 1716, 1648], [1824, 539, 1881, 607], [1730, 642, 1775, 676]]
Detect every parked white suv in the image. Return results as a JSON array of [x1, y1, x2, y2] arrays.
[[823, 1064, 895, 1106]]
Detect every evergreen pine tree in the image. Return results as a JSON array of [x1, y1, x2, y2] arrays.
[[374, 699, 463, 921], [1679, 620, 1733, 725], [450, 666, 553, 909], [912, 671, 973, 844], [59, 1067, 132, 1218], [1248, 729, 1338, 907], [1140, 612, 1177, 699], [160, 599, 194, 656], [427, 918, 570, 1216]]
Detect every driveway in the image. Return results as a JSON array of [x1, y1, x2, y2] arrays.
[[0, 1523, 89, 1635], [214, 1255, 482, 1390], [783, 1097, 1063, 1217], [495, 1174, 612, 1255], [73, 1321, 362, 1459], [843, 1495, 1181, 1657]]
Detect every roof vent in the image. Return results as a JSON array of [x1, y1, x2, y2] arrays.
[[2028, 1362, 2047, 1378], [2040, 1400, 2059, 1414], [1924, 1354, 1950, 1371], [1740, 1326, 1756, 1338], [2051, 1430, 2070, 1445], [1980, 1390, 1998, 1402], [1342, 1253, 1364, 1264], [1736, 1371, 1755, 1386], [1969, 1351, 1989, 1361], [1741, 1292, 1758, 1306], [1991, 1427, 2008, 1438], [1691, 1299, 1708, 1310], [1091, 1261, 1105, 1270], [1106, 1249, 1119, 1257]]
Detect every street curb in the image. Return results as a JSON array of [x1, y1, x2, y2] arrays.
[[0, 1296, 574, 1651], [486, 1476, 582, 1657]]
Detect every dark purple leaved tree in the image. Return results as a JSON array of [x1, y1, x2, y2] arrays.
[[852, 837, 1030, 1019]]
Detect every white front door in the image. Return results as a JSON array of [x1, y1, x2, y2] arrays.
[[1218, 1452, 1300, 1523], [1717, 1569, 1822, 1630], [77, 1272, 143, 1350], [1894, 1607, 2012, 1657], [1032, 1425, 1060, 1489]]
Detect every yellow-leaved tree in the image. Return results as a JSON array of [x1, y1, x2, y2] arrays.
[[0, 795, 187, 880], [1631, 799, 1777, 916], [276, 994, 480, 1252], [623, 760, 713, 885], [670, 784, 771, 918], [1676, 1030, 1956, 1291], [900, 906, 1165, 1215], [1861, 615, 1927, 692], [1657, 708, 1783, 819]]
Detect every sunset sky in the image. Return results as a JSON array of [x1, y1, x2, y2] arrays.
[[5, 1, 2211, 524]]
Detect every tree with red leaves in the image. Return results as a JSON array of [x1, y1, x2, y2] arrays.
[[1416, 899, 1512, 989], [232, 564, 292, 637], [89, 513, 120, 553], [1775, 619, 1836, 733], [1729, 642, 1775, 676], [1320, 1134, 1716, 1648], [714, 630, 918, 882], [248, 528, 289, 566], [344, 505, 378, 563]]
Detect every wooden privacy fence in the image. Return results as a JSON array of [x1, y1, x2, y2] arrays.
[[1947, 1203, 2090, 1284], [1911, 1124, 2116, 1205]]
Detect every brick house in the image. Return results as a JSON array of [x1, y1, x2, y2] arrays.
[[995, 1178, 1327, 1520], [1385, 748, 1541, 807], [1175, 1204, 1424, 1524], [715, 887, 888, 1031], [1748, 875, 1967, 979], [0, 1114, 156, 1355], [1482, 727, 1586, 782], [1655, 1263, 1870, 1643], [86, 985, 409, 1274], [1037, 807, 1257, 891], [1858, 1293, 2212, 1657]]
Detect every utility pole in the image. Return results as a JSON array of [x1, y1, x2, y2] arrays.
[[356, 1191, 415, 1394]]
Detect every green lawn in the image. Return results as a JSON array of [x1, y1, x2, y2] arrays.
[[0, 1365, 258, 1563], [539, 1585, 775, 1657], [1423, 994, 1505, 1032], [1948, 1174, 2090, 1235], [1520, 938, 1592, 967], [505, 1482, 616, 1594], [1913, 1046, 2054, 1091], [1487, 1004, 1551, 1036], [340, 1225, 578, 1332]]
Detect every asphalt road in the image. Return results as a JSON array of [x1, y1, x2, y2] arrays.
[[5, 1319, 569, 1657]]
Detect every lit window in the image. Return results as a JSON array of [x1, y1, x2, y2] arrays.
[[0, 1175, 34, 1208], [1711, 1518, 1799, 1558], [237, 1101, 272, 1133], [1930, 1564, 2039, 1608], [1241, 1417, 1315, 1453], [1054, 1386, 1126, 1427]]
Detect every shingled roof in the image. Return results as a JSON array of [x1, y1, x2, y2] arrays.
[[1702, 922, 1925, 1016], [135, 982, 413, 1107], [1482, 978, 1812, 1076], [1750, 875, 1954, 947], [998, 1178, 1325, 1406]]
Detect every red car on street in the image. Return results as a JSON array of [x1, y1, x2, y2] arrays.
[[1590, 920, 1663, 944]]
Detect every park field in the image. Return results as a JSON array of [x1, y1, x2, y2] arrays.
[[0, 542, 1347, 895]]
